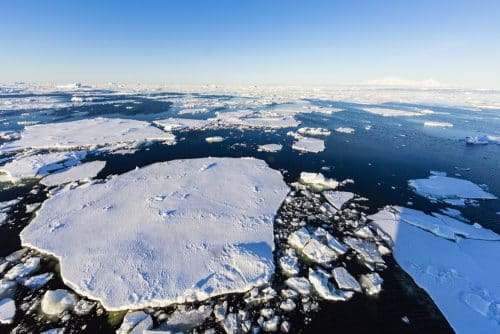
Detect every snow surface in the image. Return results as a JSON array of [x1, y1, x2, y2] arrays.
[[40, 161, 106, 187], [409, 174, 497, 203], [21, 157, 289, 310], [0, 151, 86, 183], [369, 206, 500, 333], [0, 118, 175, 153], [292, 136, 325, 153]]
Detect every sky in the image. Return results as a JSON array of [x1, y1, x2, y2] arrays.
[[1, 0, 500, 88]]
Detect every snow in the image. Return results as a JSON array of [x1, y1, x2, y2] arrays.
[[205, 136, 224, 143], [0, 151, 86, 183], [0, 298, 15, 324], [334, 127, 355, 134], [153, 118, 213, 131], [21, 157, 289, 310], [41, 161, 106, 187], [332, 267, 362, 292], [424, 121, 453, 128], [297, 127, 331, 136], [299, 172, 338, 190], [409, 174, 497, 203], [292, 136, 325, 153], [362, 107, 425, 117], [308, 268, 353, 301], [41, 289, 77, 315], [0, 118, 175, 153], [257, 144, 283, 153], [323, 191, 354, 210], [369, 206, 500, 333]]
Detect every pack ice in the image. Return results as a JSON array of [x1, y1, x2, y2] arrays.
[[20, 157, 289, 310], [0, 118, 175, 153], [369, 206, 500, 333]]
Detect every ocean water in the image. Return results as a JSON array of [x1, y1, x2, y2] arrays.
[[0, 86, 498, 333]]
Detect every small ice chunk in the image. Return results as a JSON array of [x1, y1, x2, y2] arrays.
[[363, 107, 425, 117], [465, 135, 500, 145], [287, 227, 311, 251], [332, 267, 362, 292], [285, 277, 311, 295], [257, 144, 283, 153], [334, 127, 355, 134], [301, 239, 337, 264], [0, 298, 15, 324], [424, 121, 453, 128], [41, 289, 77, 315], [221, 313, 239, 334], [117, 311, 153, 334], [344, 237, 384, 267], [19, 272, 53, 290], [359, 273, 383, 295], [323, 191, 354, 210], [279, 254, 300, 276], [308, 268, 353, 301], [158, 305, 212, 332], [297, 127, 331, 136], [326, 234, 349, 255], [205, 136, 224, 143], [0, 280, 17, 299], [262, 315, 280, 332], [299, 172, 338, 190], [73, 299, 96, 316], [280, 299, 296, 312], [354, 226, 375, 239], [4, 257, 40, 280], [214, 301, 227, 322]]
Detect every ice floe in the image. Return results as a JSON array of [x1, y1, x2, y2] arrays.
[[291, 136, 325, 153], [332, 267, 362, 292], [308, 268, 353, 301], [369, 206, 500, 333], [210, 110, 300, 129], [299, 172, 338, 190], [334, 127, 355, 134], [362, 107, 426, 117], [257, 144, 283, 153], [409, 174, 497, 204], [323, 191, 354, 210], [297, 127, 331, 137], [0, 151, 86, 183], [153, 118, 213, 131], [0, 118, 175, 153], [465, 134, 500, 145], [40, 161, 106, 187], [41, 289, 77, 315], [21, 158, 289, 310], [424, 121, 453, 128], [0, 298, 16, 324]]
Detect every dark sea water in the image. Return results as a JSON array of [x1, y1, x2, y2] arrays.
[[0, 87, 499, 333]]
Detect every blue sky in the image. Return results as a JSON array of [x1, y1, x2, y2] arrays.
[[1, 0, 499, 88]]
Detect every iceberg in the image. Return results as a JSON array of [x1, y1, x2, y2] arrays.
[[21, 158, 289, 310]]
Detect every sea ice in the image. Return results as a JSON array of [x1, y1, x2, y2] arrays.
[[424, 121, 453, 128], [0, 298, 15, 324], [211, 109, 299, 129], [21, 158, 289, 310], [257, 144, 283, 153], [41, 161, 106, 187], [323, 191, 354, 210], [299, 172, 338, 190], [409, 174, 497, 204], [0, 118, 175, 153], [285, 277, 311, 296], [334, 127, 355, 134], [308, 268, 353, 301], [4, 257, 40, 280], [301, 239, 337, 264], [465, 135, 500, 145], [41, 289, 77, 315], [362, 107, 425, 117], [332, 267, 362, 292], [153, 118, 213, 131], [369, 206, 500, 333], [292, 137, 325, 153], [117, 311, 153, 334], [0, 151, 86, 183], [359, 273, 383, 295], [205, 136, 224, 143], [157, 305, 212, 332], [287, 228, 312, 251], [297, 127, 331, 137]]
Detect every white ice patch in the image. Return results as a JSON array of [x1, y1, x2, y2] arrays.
[[0, 298, 15, 324], [0, 118, 175, 153], [424, 121, 453, 128], [409, 174, 497, 204], [153, 118, 213, 131], [205, 136, 224, 143], [297, 127, 331, 137], [21, 158, 289, 310], [299, 172, 338, 190], [369, 206, 500, 333], [41, 161, 106, 187], [257, 144, 283, 153], [292, 137, 325, 153], [323, 191, 354, 210], [332, 267, 362, 292], [0, 151, 86, 183], [334, 127, 355, 134]]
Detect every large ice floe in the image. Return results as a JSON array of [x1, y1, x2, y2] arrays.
[[20, 157, 289, 310], [369, 206, 500, 333], [409, 173, 497, 205], [0, 118, 175, 153]]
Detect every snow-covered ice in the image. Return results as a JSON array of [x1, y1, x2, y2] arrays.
[[308, 268, 353, 301], [292, 136, 325, 153], [332, 267, 362, 292], [0, 298, 15, 324], [157, 305, 212, 332], [41, 289, 77, 315], [409, 174, 497, 204], [297, 127, 331, 137], [0, 118, 175, 153], [299, 172, 338, 190], [424, 121, 453, 128], [369, 206, 500, 333], [117, 311, 153, 334], [323, 191, 354, 210], [21, 157, 289, 310], [285, 277, 311, 296], [41, 161, 106, 187], [359, 273, 383, 296], [205, 136, 224, 143], [465, 135, 500, 145], [0, 151, 86, 183], [301, 239, 337, 264], [362, 107, 426, 117], [211, 109, 300, 129], [334, 127, 355, 134]]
